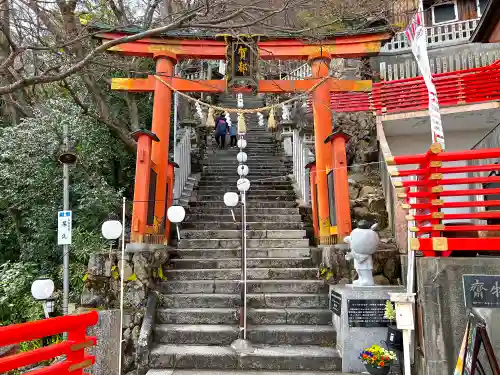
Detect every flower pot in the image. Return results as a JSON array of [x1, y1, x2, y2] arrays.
[[386, 325, 403, 351], [364, 363, 391, 375]]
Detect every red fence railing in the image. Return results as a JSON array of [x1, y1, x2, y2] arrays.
[[386, 144, 500, 256], [0, 311, 98, 375], [306, 60, 500, 115]]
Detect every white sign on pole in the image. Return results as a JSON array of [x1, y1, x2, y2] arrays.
[[405, 6, 445, 150], [58, 210, 72, 245]]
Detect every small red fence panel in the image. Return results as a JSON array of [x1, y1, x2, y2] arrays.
[[386, 144, 500, 256], [0, 311, 98, 375], [305, 60, 500, 114]]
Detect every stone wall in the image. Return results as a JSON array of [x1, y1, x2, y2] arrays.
[[82, 249, 169, 374], [415, 257, 500, 375]]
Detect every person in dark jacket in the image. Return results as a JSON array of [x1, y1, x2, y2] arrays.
[[214, 113, 228, 149]]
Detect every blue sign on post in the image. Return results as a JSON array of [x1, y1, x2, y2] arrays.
[[57, 210, 72, 245]]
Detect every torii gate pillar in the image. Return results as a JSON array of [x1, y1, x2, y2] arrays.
[[311, 55, 335, 244], [151, 53, 176, 236]]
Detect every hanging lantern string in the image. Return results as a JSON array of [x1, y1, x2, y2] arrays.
[[153, 75, 329, 114]]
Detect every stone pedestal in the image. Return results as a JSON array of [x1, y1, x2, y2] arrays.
[[331, 284, 404, 373], [86, 309, 120, 375], [415, 257, 500, 375]]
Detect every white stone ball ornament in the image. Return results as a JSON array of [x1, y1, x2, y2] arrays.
[[237, 178, 250, 192], [237, 165, 249, 176], [237, 139, 247, 149], [167, 205, 186, 223], [224, 192, 239, 207], [101, 220, 123, 240], [31, 278, 55, 300], [237, 152, 248, 163]]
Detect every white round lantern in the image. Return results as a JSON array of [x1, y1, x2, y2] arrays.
[[237, 139, 247, 149], [31, 278, 55, 300], [237, 165, 249, 176], [167, 205, 186, 223], [237, 178, 251, 192], [224, 192, 239, 207], [101, 220, 123, 240], [237, 152, 248, 163]]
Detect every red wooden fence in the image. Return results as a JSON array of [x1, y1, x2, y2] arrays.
[[387, 144, 500, 256], [0, 311, 98, 374], [306, 60, 500, 114]]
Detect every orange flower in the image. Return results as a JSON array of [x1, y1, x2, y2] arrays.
[[379, 361, 385, 367], [362, 354, 368, 358], [373, 356, 377, 361]]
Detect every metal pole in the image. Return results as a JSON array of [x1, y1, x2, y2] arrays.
[[242, 191, 247, 340], [62, 122, 70, 316], [118, 197, 126, 375], [173, 64, 179, 165]]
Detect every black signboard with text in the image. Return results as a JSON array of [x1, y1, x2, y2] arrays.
[[227, 38, 258, 90], [463, 275, 500, 309], [347, 299, 391, 328], [330, 290, 342, 316]]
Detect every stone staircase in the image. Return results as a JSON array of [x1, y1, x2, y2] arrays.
[[147, 95, 342, 374]]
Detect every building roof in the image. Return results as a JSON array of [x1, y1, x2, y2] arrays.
[[470, 0, 500, 42], [90, 22, 394, 41]]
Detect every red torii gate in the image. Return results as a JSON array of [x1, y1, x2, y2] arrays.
[[96, 28, 392, 245]]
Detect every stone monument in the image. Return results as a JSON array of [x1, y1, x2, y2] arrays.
[[331, 220, 404, 372]]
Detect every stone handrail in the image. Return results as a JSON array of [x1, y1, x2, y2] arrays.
[[174, 128, 192, 201], [292, 130, 308, 204], [136, 292, 157, 375]]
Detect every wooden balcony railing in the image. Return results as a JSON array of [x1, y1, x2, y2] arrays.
[[387, 144, 500, 256], [381, 18, 480, 53]]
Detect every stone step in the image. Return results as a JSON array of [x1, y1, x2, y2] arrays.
[[157, 308, 238, 324], [186, 207, 300, 215], [247, 294, 329, 309], [206, 165, 288, 170], [203, 168, 289, 174], [185, 214, 301, 222], [155, 324, 239, 345], [196, 194, 296, 202], [188, 202, 297, 209], [158, 294, 240, 308], [196, 185, 294, 191], [204, 156, 282, 161], [181, 230, 306, 240], [247, 325, 336, 346], [200, 175, 287, 182], [147, 370, 350, 375], [170, 257, 313, 269], [171, 248, 312, 259], [149, 344, 341, 370], [163, 267, 318, 281], [178, 238, 310, 249], [196, 183, 293, 190], [156, 280, 328, 294], [203, 160, 286, 166], [183, 222, 303, 230], [248, 308, 332, 325]]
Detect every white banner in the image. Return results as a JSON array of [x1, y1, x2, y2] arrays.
[[405, 7, 445, 150]]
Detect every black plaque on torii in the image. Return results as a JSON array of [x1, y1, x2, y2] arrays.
[[227, 36, 258, 92]]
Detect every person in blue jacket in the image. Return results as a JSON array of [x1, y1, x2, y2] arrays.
[[214, 113, 228, 149], [229, 121, 238, 148]]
